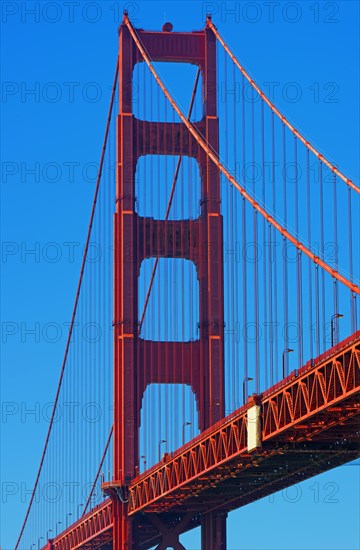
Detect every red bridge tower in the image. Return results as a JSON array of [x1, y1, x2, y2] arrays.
[[109, 14, 226, 548]]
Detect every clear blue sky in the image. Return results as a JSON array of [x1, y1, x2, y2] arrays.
[[1, 1, 359, 549]]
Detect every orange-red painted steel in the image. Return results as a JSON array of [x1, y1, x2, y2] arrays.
[[48, 331, 360, 549], [128, 331, 360, 514], [112, 15, 225, 549], [49, 500, 112, 550]]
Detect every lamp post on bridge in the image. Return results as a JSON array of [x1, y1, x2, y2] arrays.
[[55, 521, 61, 536], [182, 421, 191, 445], [158, 439, 167, 461], [331, 313, 343, 347], [37, 537, 43, 550], [242, 377, 253, 405], [282, 348, 294, 378], [46, 530, 52, 541]]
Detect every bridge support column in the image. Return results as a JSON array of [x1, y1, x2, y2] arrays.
[[148, 513, 193, 550], [113, 500, 135, 550], [201, 512, 227, 550], [113, 14, 225, 550]]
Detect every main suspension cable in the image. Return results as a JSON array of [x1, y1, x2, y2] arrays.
[[124, 15, 360, 296], [206, 18, 360, 196]]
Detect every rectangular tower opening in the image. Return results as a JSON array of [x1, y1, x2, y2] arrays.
[[133, 62, 203, 122], [138, 257, 199, 342], [135, 154, 201, 220]]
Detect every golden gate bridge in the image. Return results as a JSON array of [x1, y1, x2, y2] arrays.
[[14, 12, 359, 550]]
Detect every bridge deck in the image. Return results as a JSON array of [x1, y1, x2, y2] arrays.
[[47, 332, 360, 549]]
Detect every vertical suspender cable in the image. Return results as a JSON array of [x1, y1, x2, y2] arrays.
[[315, 264, 320, 357], [271, 111, 277, 383], [333, 173, 339, 338], [224, 48, 230, 410], [282, 123, 289, 358], [233, 61, 239, 406], [348, 185, 356, 331], [261, 99, 268, 389], [156, 75, 162, 460], [294, 136, 303, 366], [230, 55, 236, 410], [252, 86, 260, 392], [142, 62, 147, 465], [319, 161, 326, 350], [306, 148, 314, 360], [241, 73, 248, 397]]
